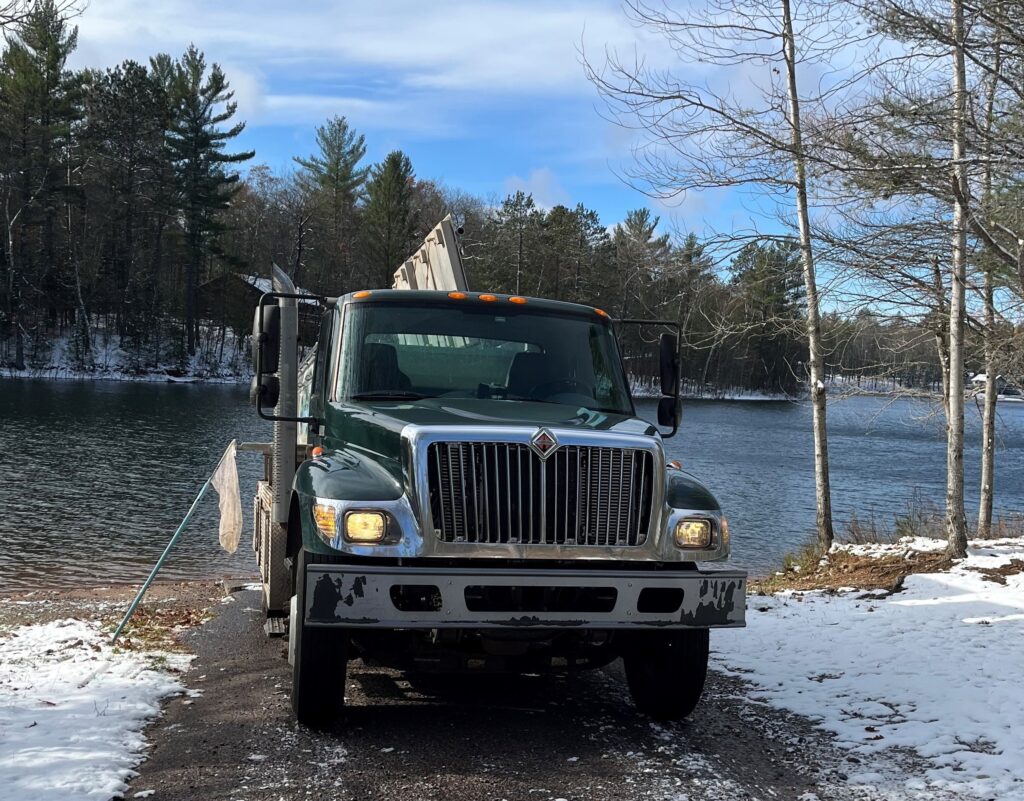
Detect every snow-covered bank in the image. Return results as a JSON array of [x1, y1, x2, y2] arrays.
[[629, 375, 794, 401], [0, 619, 191, 801], [2, 325, 252, 384], [714, 537, 1024, 800], [2, 365, 248, 384]]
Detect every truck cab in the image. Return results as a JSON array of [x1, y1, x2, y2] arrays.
[[250, 270, 745, 727]]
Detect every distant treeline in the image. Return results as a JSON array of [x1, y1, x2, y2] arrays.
[[0, 1, 988, 391]]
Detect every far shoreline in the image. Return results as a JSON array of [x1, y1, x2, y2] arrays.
[[3, 366, 958, 403]]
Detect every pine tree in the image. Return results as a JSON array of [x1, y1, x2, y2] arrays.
[[158, 45, 253, 355], [80, 61, 169, 350], [730, 240, 807, 393], [491, 191, 543, 295], [0, 1, 80, 369], [612, 208, 670, 319], [362, 150, 417, 288], [539, 203, 608, 303], [294, 116, 367, 289]]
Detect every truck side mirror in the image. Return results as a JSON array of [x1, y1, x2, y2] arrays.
[[659, 332, 679, 396], [251, 305, 281, 375], [250, 374, 280, 409], [658, 396, 681, 428]]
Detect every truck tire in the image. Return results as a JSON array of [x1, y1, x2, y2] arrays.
[[292, 548, 349, 727], [623, 629, 709, 721]]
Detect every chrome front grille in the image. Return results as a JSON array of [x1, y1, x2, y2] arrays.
[[426, 441, 654, 546]]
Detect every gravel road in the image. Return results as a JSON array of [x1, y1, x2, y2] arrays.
[[126, 588, 931, 801]]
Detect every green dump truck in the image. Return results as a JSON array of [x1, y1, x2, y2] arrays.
[[247, 219, 745, 727]]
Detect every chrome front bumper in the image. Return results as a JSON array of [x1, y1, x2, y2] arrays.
[[303, 564, 746, 629]]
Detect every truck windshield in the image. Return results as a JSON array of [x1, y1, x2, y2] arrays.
[[336, 301, 633, 415]]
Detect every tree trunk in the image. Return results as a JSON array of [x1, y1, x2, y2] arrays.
[[186, 226, 200, 356], [516, 226, 523, 296], [781, 0, 834, 550], [930, 256, 951, 421], [978, 267, 996, 537], [946, 0, 969, 558], [976, 35, 1002, 541]]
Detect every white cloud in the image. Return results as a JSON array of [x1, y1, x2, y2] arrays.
[[503, 167, 571, 209], [68, 1, 677, 104]]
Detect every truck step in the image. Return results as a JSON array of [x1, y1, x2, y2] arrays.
[[264, 617, 288, 638]]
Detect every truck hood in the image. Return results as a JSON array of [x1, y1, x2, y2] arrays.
[[357, 397, 652, 432], [324, 397, 658, 471]]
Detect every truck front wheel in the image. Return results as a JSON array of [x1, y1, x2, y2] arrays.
[[292, 549, 349, 727], [623, 629, 709, 721]]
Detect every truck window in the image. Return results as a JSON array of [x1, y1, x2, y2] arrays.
[[336, 301, 633, 415]]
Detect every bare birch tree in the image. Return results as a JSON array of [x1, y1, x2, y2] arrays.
[[827, 0, 1024, 555], [976, 18, 1002, 539], [945, 0, 970, 557], [584, 0, 863, 549]]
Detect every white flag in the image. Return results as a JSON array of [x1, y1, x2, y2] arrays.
[[211, 439, 243, 553]]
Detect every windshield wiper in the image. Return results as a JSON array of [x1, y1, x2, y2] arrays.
[[350, 391, 427, 401]]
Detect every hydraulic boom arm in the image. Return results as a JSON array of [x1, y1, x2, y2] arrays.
[[391, 215, 468, 292]]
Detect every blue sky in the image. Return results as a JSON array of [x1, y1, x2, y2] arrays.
[[68, 0, 752, 235]]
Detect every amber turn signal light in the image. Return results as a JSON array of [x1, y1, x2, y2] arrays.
[[312, 504, 337, 539]]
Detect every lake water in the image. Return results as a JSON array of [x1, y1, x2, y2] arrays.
[[2, 379, 1023, 591]]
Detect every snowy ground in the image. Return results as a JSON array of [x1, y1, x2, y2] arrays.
[[4, 545, 1022, 801], [0, 619, 191, 801], [714, 537, 1024, 800]]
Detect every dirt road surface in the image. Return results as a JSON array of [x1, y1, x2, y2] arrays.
[[127, 588, 936, 801]]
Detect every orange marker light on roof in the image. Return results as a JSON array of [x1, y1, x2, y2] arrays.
[[509, 296, 528, 304], [353, 290, 371, 299], [479, 293, 498, 302], [594, 308, 609, 318], [448, 291, 467, 300]]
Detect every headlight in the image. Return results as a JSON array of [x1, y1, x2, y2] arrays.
[[345, 511, 387, 542], [720, 517, 730, 547], [674, 518, 712, 549]]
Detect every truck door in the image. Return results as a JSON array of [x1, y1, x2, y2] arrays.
[[305, 307, 336, 443]]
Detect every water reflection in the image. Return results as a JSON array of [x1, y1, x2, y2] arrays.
[[1, 379, 264, 590], [643, 394, 1024, 573]]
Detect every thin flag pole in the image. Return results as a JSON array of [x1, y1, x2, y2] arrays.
[[111, 444, 233, 644]]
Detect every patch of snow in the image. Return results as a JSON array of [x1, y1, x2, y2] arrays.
[[0, 619, 190, 801], [714, 537, 1024, 800], [832, 535, 1024, 561], [831, 536, 947, 559]]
